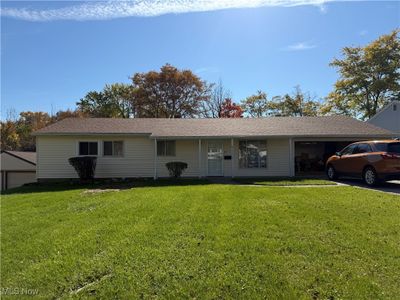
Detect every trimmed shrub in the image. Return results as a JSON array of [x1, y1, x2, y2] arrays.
[[165, 162, 188, 178], [68, 156, 97, 181]]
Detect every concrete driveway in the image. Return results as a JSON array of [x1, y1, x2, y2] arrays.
[[336, 179, 400, 195]]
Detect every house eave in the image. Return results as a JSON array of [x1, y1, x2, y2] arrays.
[[33, 132, 394, 139], [149, 133, 394, 140]]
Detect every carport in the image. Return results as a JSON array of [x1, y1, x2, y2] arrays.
[[294, 140, 354, 176]]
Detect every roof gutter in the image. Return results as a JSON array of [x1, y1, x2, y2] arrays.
[[149, 134, 395, 139], [33, 132, 152, 137]]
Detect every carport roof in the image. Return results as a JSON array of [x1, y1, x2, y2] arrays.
[[33, 116, 394, 138]]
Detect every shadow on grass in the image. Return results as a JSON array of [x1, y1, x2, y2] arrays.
[[1, 178, 213, 196], [1, 177, 342, 196]]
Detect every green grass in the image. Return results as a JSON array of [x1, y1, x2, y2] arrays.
[[233, 177, 335, 186], [1, 181, 399, 299]]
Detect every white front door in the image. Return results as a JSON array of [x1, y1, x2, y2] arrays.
[[208, 142, 223, 176]]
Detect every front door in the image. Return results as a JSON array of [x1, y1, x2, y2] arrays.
[[208, 142, 223, 176]]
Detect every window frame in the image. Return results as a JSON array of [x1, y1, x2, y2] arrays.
[[157, 140, 176, 157], [78, 141, 99, 156], [238, 140, 267, 169], [103, 140, 124, 157], [353, 143, 372, 154], [340, 144, 357, 156]]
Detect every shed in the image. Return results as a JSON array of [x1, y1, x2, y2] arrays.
[[1, 151, 36, 190]]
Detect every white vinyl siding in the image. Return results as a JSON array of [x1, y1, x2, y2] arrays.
[[36, 136, 292, 179], [367, 101, 400, 135], [199, 139, 290, 177], [7, 172, 36, 189], [36, 135, 154, 179], [233, 139, 290, 177], [156, 140, 199, 177]]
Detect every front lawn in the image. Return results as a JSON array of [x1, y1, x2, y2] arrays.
[[1, 182, 399, 299]]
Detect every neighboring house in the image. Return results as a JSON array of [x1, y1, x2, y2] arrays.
[[0, 151, 36, 190], [367, 101, 400, 136], [33, 116, 394, 180]]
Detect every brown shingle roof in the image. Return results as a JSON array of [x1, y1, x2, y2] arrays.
[[33, 116, 394, 138]]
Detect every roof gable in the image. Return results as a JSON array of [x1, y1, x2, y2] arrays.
[[368, 101, 400, 123]]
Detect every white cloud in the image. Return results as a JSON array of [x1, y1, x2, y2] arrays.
[[1, 0, 336, 22], [359, 30, 368, 36], [284, 42, 317, 51], [317, 3, 328, 13]]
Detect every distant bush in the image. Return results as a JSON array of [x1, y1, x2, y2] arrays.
[[165, 162, 188, 178], [68, 156, 97, 181]]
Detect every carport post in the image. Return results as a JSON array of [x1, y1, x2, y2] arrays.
[[231, 138, 234, 178], [198, 139, 202, 178], [154, 138, 157, 180], [289, 138, 295, 177]]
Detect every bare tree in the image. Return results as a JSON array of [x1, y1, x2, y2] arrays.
[[269, 86, 321, 117], [200, 79, 231, 118]]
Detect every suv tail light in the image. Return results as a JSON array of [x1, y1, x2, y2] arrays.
[[381, 153, 400, 159]]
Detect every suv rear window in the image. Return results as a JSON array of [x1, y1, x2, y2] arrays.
[[375, 142, 400, 154]]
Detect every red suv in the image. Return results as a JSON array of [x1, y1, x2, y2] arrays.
[[326, 140, 400, 186]]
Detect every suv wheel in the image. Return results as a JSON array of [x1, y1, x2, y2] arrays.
[[326, 165, 338, 180], [363, 167, 378, 186]]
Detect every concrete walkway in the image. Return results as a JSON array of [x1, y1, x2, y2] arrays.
[[335, 179, 400, 196], [207, 177, 344, 188], [207, 177, 399, 195]]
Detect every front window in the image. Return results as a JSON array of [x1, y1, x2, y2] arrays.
[[157, 140, 176, 156], [239, 140, 267, 168], [79, 142, 98, 156], [103, 141, 124, 156]]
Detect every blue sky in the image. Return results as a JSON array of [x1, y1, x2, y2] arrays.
[[1, 1, 399, 118]]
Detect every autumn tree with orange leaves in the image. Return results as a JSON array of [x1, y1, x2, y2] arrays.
[[219, 99, 243, 118]]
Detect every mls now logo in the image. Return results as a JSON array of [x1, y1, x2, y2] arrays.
[[1, 287, 39, 296]]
